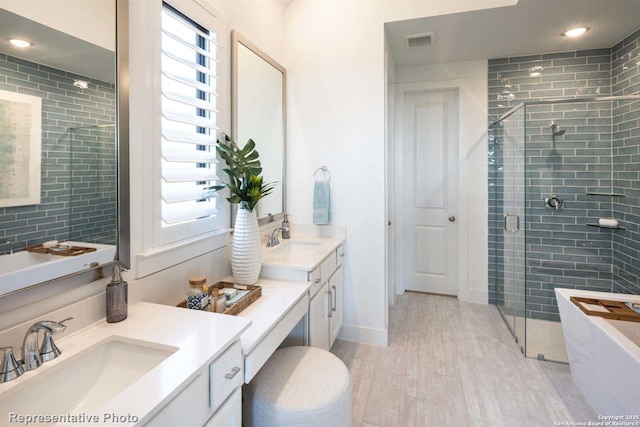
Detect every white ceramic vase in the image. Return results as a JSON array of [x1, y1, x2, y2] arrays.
[[231, 207, 262, 285]]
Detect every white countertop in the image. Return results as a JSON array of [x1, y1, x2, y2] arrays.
[[261, 235, 344, 271], [0, 302, 251, 426], [233, 278, 311, 354]]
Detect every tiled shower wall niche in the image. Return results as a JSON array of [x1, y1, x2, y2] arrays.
[[0, 53, 116, 252]]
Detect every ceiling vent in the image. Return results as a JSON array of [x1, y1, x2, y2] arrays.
[[404, 32, 434, 48]]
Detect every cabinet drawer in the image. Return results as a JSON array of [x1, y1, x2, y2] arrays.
[[320, 251, 337, 282], [210, 341, 243, 412], [336, 245, 344, 266], [307, 266, 322, 297]]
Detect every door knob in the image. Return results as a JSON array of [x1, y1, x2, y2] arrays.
[[448, 216, 456, 222]]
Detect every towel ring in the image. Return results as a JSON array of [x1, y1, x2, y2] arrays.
[[314, 165, 331, 182]]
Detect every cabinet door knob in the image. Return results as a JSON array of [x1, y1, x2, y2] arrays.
[[448, 216, 456, 222]]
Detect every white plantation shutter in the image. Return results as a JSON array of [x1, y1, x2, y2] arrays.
[[160, 3, 221, 230]]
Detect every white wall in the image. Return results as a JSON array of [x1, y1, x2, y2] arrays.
[[394, 60, 489, 304], [284, 0, 509, 345], [0, 0, 285, 349]]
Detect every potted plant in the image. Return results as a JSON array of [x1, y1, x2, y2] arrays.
[[206, 134, 275, 284]]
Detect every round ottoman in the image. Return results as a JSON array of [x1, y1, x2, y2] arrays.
[[244, 346, 351, 427]]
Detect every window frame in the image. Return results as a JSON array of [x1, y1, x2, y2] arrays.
[[154, 0, 226, 248], [133, 0, 230, 279]]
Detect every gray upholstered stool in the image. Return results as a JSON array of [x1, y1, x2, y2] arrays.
[[244, 346, 351, 427]]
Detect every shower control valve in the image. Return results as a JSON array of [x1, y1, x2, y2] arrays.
[[545, 194, 564, 211]]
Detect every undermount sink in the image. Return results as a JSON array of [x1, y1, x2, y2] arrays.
[[269, 241, 322, 255], [0, 337, 177, 417]]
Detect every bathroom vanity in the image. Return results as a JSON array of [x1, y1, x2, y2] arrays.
[[0, 233, 346, 426], [261, 233, 345, 351], [0, 303, 251, 426]]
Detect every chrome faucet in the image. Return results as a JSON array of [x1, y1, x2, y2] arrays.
[[1, 239, 13, 255], [21, 317, 73, 372], [266, 226, 290, 248], [0, 317, 72, 383]]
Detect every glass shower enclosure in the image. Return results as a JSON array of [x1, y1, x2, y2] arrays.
[[488, 95, 640, 362], [489, 106, 526, 351]]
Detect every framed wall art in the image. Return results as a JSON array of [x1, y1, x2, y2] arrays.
[[0, 89, 41, 207]]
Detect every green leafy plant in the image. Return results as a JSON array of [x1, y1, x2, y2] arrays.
[[205, 134, 275, 212]]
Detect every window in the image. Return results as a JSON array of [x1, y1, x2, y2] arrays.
[[157, 2, 222, 246]]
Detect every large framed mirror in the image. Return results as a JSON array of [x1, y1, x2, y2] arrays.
[[232, 31, 285, 225], [0, 0, 128, 298]]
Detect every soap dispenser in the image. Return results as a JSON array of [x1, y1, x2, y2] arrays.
[[106, 265, 128, 323], [282, 214, 290, 239]]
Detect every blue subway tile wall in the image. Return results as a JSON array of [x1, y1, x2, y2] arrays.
[[489, 30, 640, 322], [489, 48, 616, 322], [612, 29, 640, 296], [0, 53, 116, 252]]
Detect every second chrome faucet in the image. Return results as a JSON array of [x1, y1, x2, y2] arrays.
[[265, 226, 290, 248]]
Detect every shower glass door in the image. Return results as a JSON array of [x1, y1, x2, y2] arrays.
[[489, 106, 526, 349]]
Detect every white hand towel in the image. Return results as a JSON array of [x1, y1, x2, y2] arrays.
[[313, 180, 331, 225]]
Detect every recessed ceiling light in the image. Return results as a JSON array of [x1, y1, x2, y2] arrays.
[[564, 27, 589, 37], [9, 38, 32, 48]]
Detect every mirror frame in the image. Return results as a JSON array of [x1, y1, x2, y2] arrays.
[[231, 30, 286, 227], [117, 0, 130, 269], [0, 0, 128, 301]]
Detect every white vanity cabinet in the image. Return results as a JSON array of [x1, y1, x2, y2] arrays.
[[145, 340, 245, 427], [261, 237, 345, 350], [308, 245, 344, 350], [328, 265, 344, 347]]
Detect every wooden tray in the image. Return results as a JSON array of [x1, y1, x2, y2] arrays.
[[24, 244, 97, 257], [570, 296, 640, 323], [176, 281, 261, 316]]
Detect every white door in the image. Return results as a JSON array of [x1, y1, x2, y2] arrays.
[[402, 89, 458, 295]]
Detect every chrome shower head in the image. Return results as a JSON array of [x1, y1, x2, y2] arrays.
[[550, 121, 566, 136]]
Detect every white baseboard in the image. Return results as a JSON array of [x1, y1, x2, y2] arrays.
[[337, 323, 388, 347], [459, 289, 488, 305]]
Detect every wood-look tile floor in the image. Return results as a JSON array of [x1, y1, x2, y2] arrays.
[[330, 292, 598, 427]]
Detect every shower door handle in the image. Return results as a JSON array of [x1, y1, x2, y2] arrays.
[[503, 213, 520, 233]]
